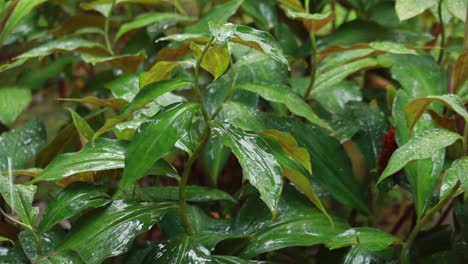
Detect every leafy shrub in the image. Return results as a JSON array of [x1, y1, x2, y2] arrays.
[[0, 0, 467, 263]]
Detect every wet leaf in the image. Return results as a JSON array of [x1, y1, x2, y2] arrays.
[[0, 121, 46, 171], [67, 108, 95, 145], [139, 61, 193, 88], [16, 38, 108, 60], [282, 8, 334, 32], [395, 0, 438, 21], [93, 79, 192, 140], [440, 157, 468, 198], [104, 74, 139, 102], [405, 94, 468, 130], [61, 96, 128, 111], [140, 185, 236, 203], [201, 137, 231, 184], [261, 134, 331, 224], [58, 200, 176, 263], [221, 102, 369, 214], [141, 236, 211, 263], [213, 123, 283, 215], [191, 42, 230, 79], [0, 0, 47, 43], [121, 103, 199, 189], [0, 88, 32, 127], [30, 138, 127, 183], [326, 227, 401, 251], [185, 0, 244, 34], [0, 176, 38, 227], [447, 0, 467, 21], [233, 25, 290, 68], [378, 129, 462, 183], [237, 83, 330, 130], [39, 184, 110, 233], [231, 186, 349, 259], [81, 52, 147, 73], [116, 12, 194, 41]]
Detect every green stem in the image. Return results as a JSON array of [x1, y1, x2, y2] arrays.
[[303, 32, 318, 99], [331, 0, 336, 31], [464, 3, 468, 52], [437, 0, 445, 64], [463, 122, 468, 155], [179, 37, 215, 236], [405, 181, 461, 248], [104, 0, 116, 55], [174, 0, 187, 16], [0, 209, 41, 255]]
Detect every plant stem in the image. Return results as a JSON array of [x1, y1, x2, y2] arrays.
[[303, 32, 318, 99], [174, 0, 187, 16], [405, 181, 461, 247], [331, 0, 336, 31], [302, 0, 319, 100], [437, 0, 445, 64], [104, 0, 116, 55], [464, 3, 468, 52], [0, 208, 41, 255], [179, 38, 215, 236]]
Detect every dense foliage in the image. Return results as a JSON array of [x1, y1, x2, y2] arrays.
[[0, 0, 468, 263]]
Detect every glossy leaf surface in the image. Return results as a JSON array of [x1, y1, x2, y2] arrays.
[[441, 157, 468, 198], [185, 0, 244, 34], [58, 200, 177, 263], [0, 88, 31, 127], [39, 184, 110, 233], [378, 129, 462, 183], [395, 0, 438, 21], [237, 83, 330, 130], [121, 103, 199, 188], [213, 123, 283, 215], [0, 121, 46, 171], [0, 176, 38, 227], [30, 138, 127, 183], [140, 185, 235, 203], [191, 43, 230, 79], [326, 227, 401, 251], [405, 94, 468, 130]]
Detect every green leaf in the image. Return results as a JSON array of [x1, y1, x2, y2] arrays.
[[191, 42, 231, 79], [121, 103, 200, 188], [93, 79, 192, 140], [141, 236, 211, 263], [326, 227, 401, 251], [282, 8, 333, 32], [259, 130, 326, 214], [233, 25, 290, 68], [139, 61, 192, 88], [447, 0, 467, 21], [208, 21, 237, 43], [67, 108, 95, 145], [201, 137, 231, 184], [185, 0, 244, 34], [104, 74, 139, 102], [39, 184, 110, 233], [140, 185, 235, 203], [441, 157, 468, 198], [0, 176, 38, 227], [0, 121, 46, 171], [221, 102, 369, 214], [29, 138, 127, 183], [405, 94, 468, 130], [312, 57, 379, 96], [62, 96, 128, 111], [0, 0, 47, 43], [231, 186, 349, 258], [378, 129, 462, 183], [237, 83, 330, 130], [81, 52, 147, 73], [395, 0, 438, 21], [16, 38, 108, 60], [0, 88, 32, 127], [343, 247, 398, 264], [0, 236, 13, 244], [213, 123, 283, 215], [59, 200, 176, 263], [115, 12, 194, 40]]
